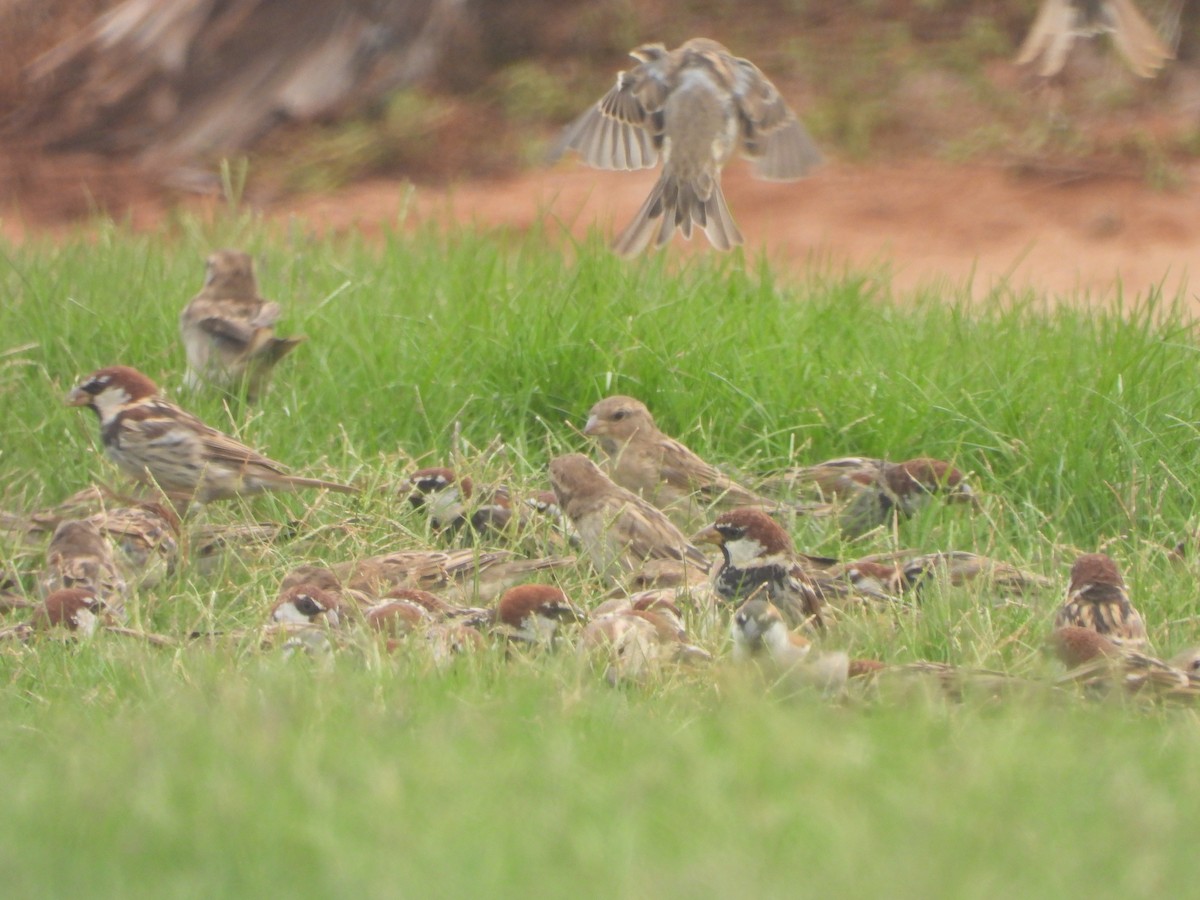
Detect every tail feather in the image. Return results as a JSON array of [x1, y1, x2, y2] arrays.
[[612, 170, 742, 257]]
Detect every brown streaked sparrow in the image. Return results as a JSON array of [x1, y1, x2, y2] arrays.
[[41, 519, 127, 616], [583, 395, 803, 525], [549, 453, 709, 585], [270, 584, 355, 629], [693, 507, 824, 631], [1054, 552, 1149, 650], [180, 249, 305, 400], [1016, 0, 1172, 78], [759, 456, 888, 500], [551, 38, 822, 256], [838, 458, 977, 538], [66, 365, 356, 504], [729, 598, 859, 691]]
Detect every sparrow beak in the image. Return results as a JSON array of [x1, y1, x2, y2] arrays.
[[691, 525, 724, 547], [582, 415, 599, 435], [65, 386, 89, 407]]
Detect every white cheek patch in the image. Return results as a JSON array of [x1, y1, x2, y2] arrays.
[[273, 603, 315, 625], [73, 608, 99, 637], [724, 537, 766, 567]]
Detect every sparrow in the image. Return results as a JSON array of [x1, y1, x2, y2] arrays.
[[838, 458, 977, 538], [490, 584, 585, 646], [758, 456, 888, 500], [692, 507, 824, 631], [548, 453, 709, 585], [270, 583, 354, 629], [1016, 0, 1172, 78], [729, 598, 867, 692], [364, 598, 432, 637], [406, 467, 557, 545], [551, 38, 822, 256], [1054, 552, 1149, 650], [583, 395, 801, 525], [31, 588, 118, 637], [66, 365, 356, 504], [578, 611, 668, 685], [1051, 625, 1196, 696], [326, 548, 576, 604], [87, 500, 180, 589], [835, 551, 1052, 600], [180, 249, 305, 400], [41, 519, 127, 615]]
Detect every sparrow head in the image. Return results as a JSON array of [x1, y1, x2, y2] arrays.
[[583, 396, 656, 446], [525, 490, 564, 520], [628, 42, 669, 66], [271, 584, 346, 628], [278, 565, 343, 595], [887, 458, 976, 507], [1050, 625, 1122, 668], [1068, 553, 1125, 595], [33, 588, 113, 636], [66, 366, 159, 417], [548, 453, 612, 506], [731, 598, 808, 661], [407, 467, 469, 507], [203, 248, 257, 295], [1169, 647, 1200, 674], [496, 583, 584, 643], [692, 507, 792, 567]]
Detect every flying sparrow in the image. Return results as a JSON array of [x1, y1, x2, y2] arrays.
[[41, 519, 127, 615], [838, 458, 976, 538], [583, 395, 807, 525], [548, 453, 709, 585], [180, 249, 305, 400], [66, 365, 356, 504], [1016, 0, 1172, 78], [551, 38, 822, 256], [1054, 552, 1149, 650], [692, 507, 824, 631]]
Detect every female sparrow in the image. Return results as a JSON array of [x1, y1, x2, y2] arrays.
[[552, 38, 822, 256], [548, 453, 709, 585], [66, 365, 356, 504], [180, 249, 305, 400]]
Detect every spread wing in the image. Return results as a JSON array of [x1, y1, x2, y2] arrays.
[[547, 61, 668, 170], [731, 57, 822, 180]]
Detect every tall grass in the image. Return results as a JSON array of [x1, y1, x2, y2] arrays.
[[1, 218, 1199, 895]]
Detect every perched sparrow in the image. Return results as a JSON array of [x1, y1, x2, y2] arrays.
[[729, 598, 813, 666], [491, 584, 584, 646], [693, 507, 824, 631], [578, 612, 670, 685], [41, 519, 127, 615], [180, 249, 305, 400], [66, 365, 356, 503], [583, 395, 796, 524], [548, 453, 709, 585], [364, 598, 432, 637], [552, 38, 822, 256], [31, 588, 117, 637], [424, 622, 487, 667], [838, 458, 976, 538], [1055, 552, 1149, 650], [1016, 0, 1172, 78]]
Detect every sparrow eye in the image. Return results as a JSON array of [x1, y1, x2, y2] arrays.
[[294, 595, 323, 617], [611, 410, 628, 421]]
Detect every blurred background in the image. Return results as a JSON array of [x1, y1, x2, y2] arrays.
[[1, 1, 1196, 207]]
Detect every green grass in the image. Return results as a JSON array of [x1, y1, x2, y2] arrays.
[[2, 215, 1200, 895]]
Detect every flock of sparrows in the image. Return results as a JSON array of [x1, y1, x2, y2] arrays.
[[553, 5, 1174, 256], [0, 10, 1186, 694], [1, 240, 1196, 698]]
